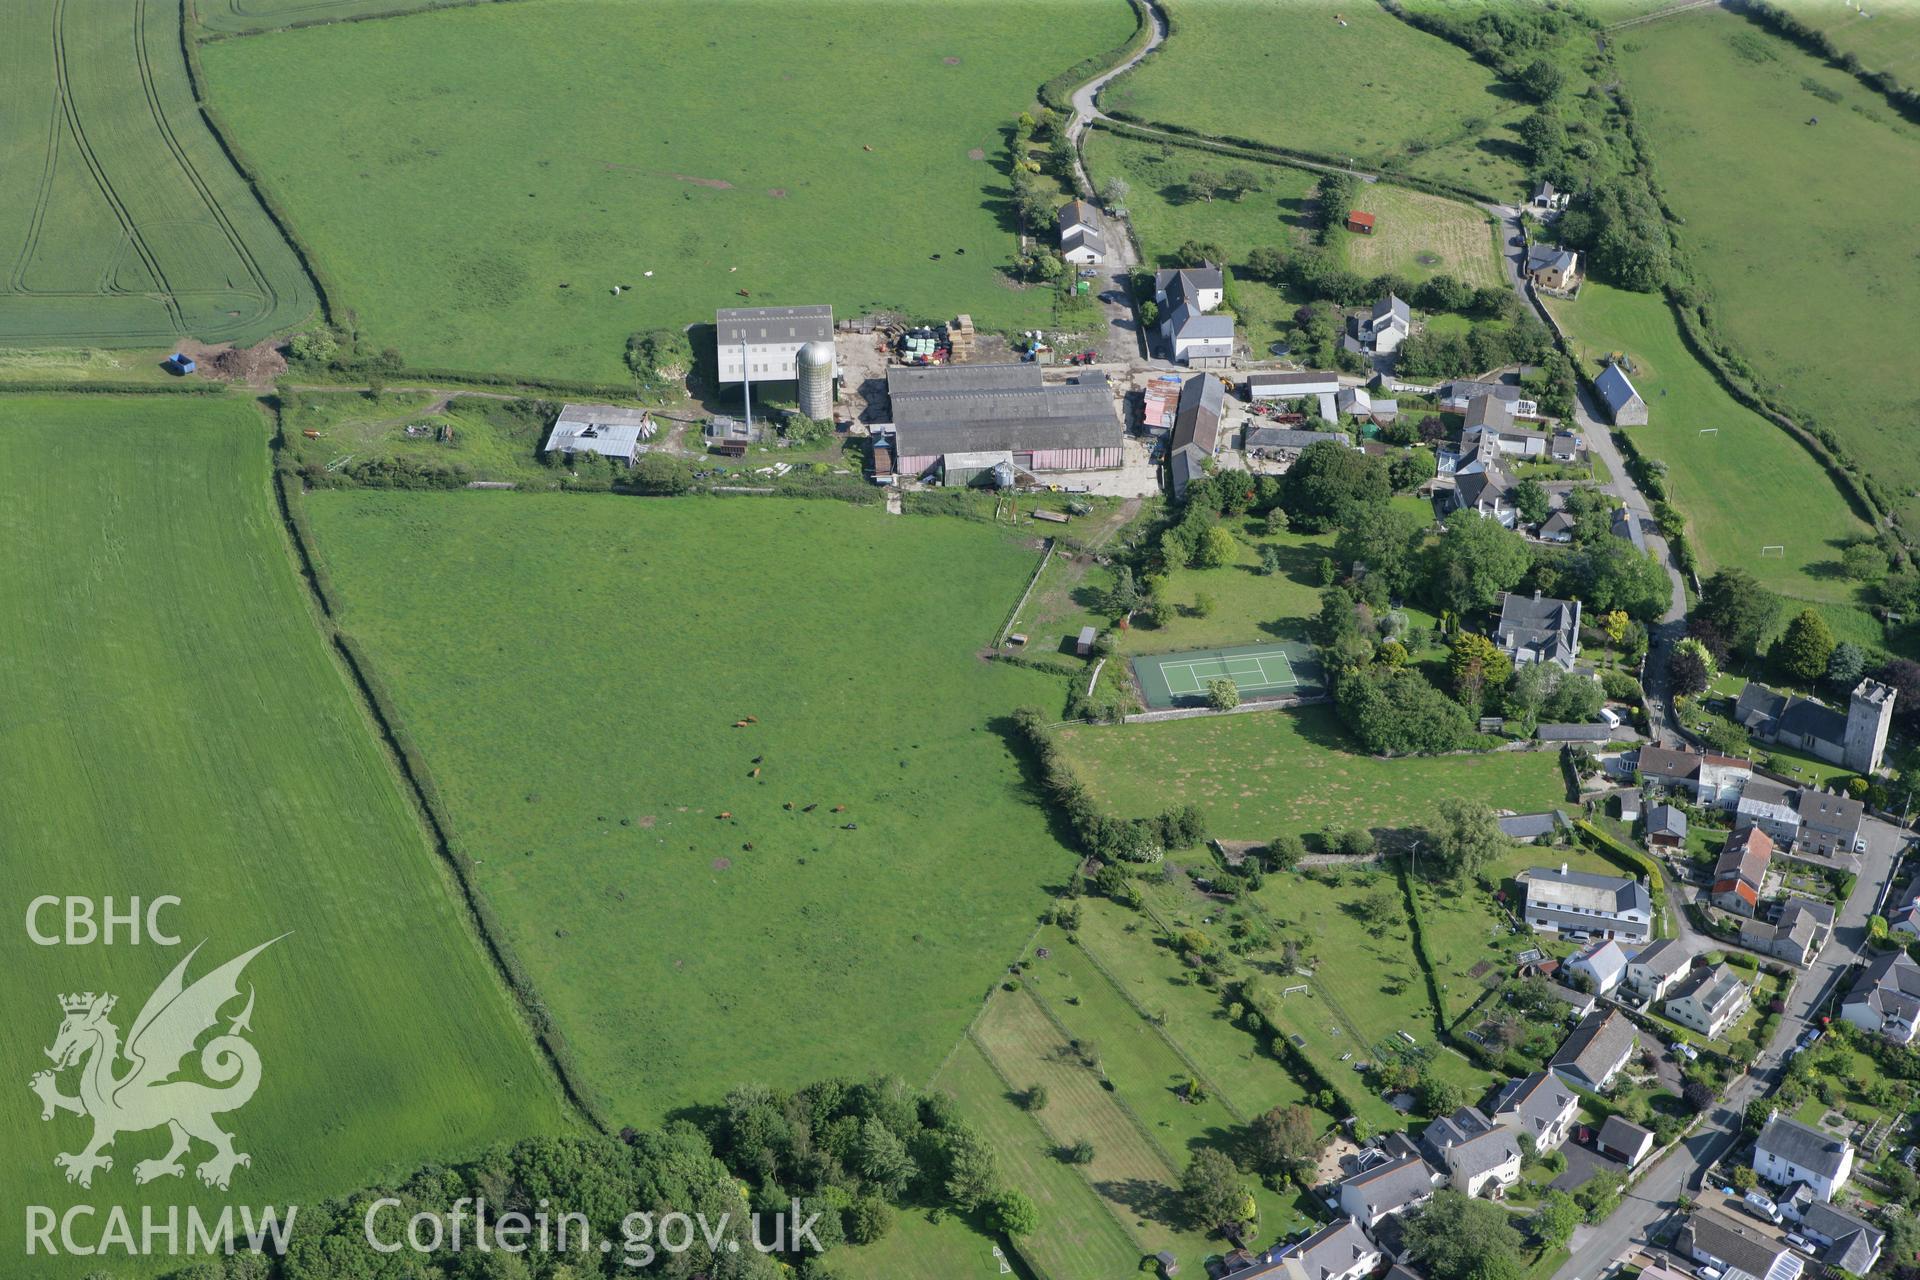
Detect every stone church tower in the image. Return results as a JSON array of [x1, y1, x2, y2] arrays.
[[1845, 679, 1896, 774]]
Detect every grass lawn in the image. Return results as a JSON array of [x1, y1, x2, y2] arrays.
[[1338, 182, 1505, 288], [934, 1037, 1149, 1279], [1054, 704, 1567, 841], [1544, 283, 1874, 607], [1082, 127, 1317, 353], [1615, 10, 1920, 536], [1790, 0, 1920, 83], [0, 396, 566, 1274], [201, 0, 1138, 383], [829, 1203, 1009, 1280], [1101, 0, 1532, 197], [303, 492, 1078, 1121], [196, 0, 476, 33], [1123, 516, 1340, 654], [0, 1, 315, 345]]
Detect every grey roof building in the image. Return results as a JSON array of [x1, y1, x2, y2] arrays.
[[1594, 363, 1648, 425], [1247, 370, 1340, 398], [1678, 1208, 1803, 1280], [1550, 1008, 1639, 1091], [1498, 811, 1572, 841], [1755, 1114, 1854, 1197], [1596, 1114, 1655, 1166], [1335, 1152, 1436, 1228], [887, 364, 1121, 468], [1522, 864, 1653, 942], [1275, 1217, 1381, 1280], [1495, 590, 1581, 671], [1168, 373, 1226, 500], [544, 403, 653, 464], [1646, 803, 1688, 844], [1801, 1200, 1884, 1274], [1489, 1071, 1579, 1150], [715, 305, 834, 384], [1246, 426, 1350, 453], [1843, 950, 1920, 1044], [1535, 723, 1611, 743]]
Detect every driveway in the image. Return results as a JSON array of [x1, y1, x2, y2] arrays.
[[1552, 1141, 1629, 1193]]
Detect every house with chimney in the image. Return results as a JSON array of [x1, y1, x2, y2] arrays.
[[1754, 1113, 1854, 1202], [1711, 826, 1772, 916]]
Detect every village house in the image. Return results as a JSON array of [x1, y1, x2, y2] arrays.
[[1711, 826, 1773, 916], [1526, 243, 1581, 293], [1664, 964, 1750, 1040], [1440, 379, 1536, 418], [1270, 1218, 1381, 1280], [1350, 293, 1411, 355], [1522, 864, 1652, 942], [1740, 897, 1834, 967], [1596, 1115, 1656, 1168], [1056, 198, 1106, 265], [1635, 746, 1752, 809], [886, 363, 1122, 483], [1494, 590, 1581, 672], [1736, 678, 1896, 775], [1550, 1008, 1639, 1091], [1624, 937, 1690, 1002], [1799, 1201, 1885, 1275], [1754, 1113, 1854, 1202], [1736, 781, 1868, 859], [1594, 362, 1648, 426], [1446, 459, 1520, 527], [1334, 1153, 1437, 1229], [1842, 950, 1920, 1044], [1568, 937, 1630, 995], [1154, 263, 1233, 367], [1678, 1208, 1805, 1280], [1459, 394, 1550, 460], [715, 304, 834, 385], [1488, 1071, 1579, 1152], [1168, 373, 1225, 501], [1531, 180, 1570, 213], [1154, 262, 1225, 313], [1437, 1126, 1521, 1198]]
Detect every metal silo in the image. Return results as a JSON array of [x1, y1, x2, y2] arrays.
[[796, 339, 836, 420]]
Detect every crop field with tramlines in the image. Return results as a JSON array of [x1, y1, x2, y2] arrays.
[[0, 396, 566, 1276], [0, 0, 314, 346]]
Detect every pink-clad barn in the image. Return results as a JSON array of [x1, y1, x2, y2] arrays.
[[887, 363, 1123, 483]]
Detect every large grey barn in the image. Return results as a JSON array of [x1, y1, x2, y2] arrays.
[[887, 363, 1122, 482]]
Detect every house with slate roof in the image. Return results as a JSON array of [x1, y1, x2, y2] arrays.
[[1754, 1113, 1854, 1201], [1594, 362, 1647, 425]]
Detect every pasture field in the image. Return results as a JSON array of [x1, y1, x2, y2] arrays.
[[199, 0, 1139, 383], [932, 1038, 1148, 1280], [828, 1203, 1010, 1280], [1544, 283, 1875, 609], [1101, 0, 1531, 197], [1053, 705, 1566, 841], [303, 492, 1077, 1120], [196, 0, 499, 34], [1770, 0, 1920, 82], [0, 397, 565, 1274], [0, 1, 314, 346], [1337, 182, 1504, 287], [1614, 10, 1920, 537], [1082, 128, 1315, 351]]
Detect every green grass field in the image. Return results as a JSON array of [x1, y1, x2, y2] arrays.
[[1102, 0, 1531, 197], [0, 396, 566, 1274], [1339, 181, 1504, 287], [1054, 704, 1565, 841], [1781, 0, 1920, 83], [0, 1, 315, 346], [303, 492, 1080, 1120], [199, 0, 1138, 382], [196, 0, 500, 34], [1615, 10, 1920, 536], [1546, 283, 1873, 606]]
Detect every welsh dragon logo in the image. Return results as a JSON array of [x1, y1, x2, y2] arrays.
[[29, 937, 283, 1191]]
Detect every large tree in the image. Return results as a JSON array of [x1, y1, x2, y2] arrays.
[[1447, 632, 1514, 710], [1669, 637, 1716, 698], [1424, 797, 1504, 883], [1178, 1148, 1247, 1229], [1426, 516, 1531, 620], [1695, 568, 1780, 659], [1249, 1104, 1323, 1178], [1337, 668, 1472, 756], [1403, 1191, 1527, 1280], [1571, 537, 1672, 621], [1775, 608, 1836, 686], [1284, 441, 1391, 533], [1335, 505, 1426, 601]]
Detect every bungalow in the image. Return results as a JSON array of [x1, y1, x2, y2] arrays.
[[1521, 864, 1652, 942], [1635, 746, 1751, 809], [1538, 509, 1577, 544], [1739, 897, 1834, 967], [1645, 803, 1687, 850], [1711, 826, 1773, 916], [1596, 1115, 1655, 1168], [1568, 938, 1630, 996], [1841, 950, 1920, 1045], [1335, 1153, 1436, 1229], [1489, 1071, 1579, 1152], [1800, 1201, 1885, 1276], [1624, 937, 1690, 1002], [1550, 1008, 1639, 1092], [1594, 363, 1648, 426], [1525, 243, 1581, 293], [1531, 180, 1570, 213], [1057, 198, 1106, 265], [1678, 1209, 1804, 1280], [1665, 964, 1750, 1040], [1754, 1113, 1854, 1202], [1495, 590, 1581, 672]]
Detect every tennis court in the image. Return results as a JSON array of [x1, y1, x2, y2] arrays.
[[1131, 641, 1324, 710]]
